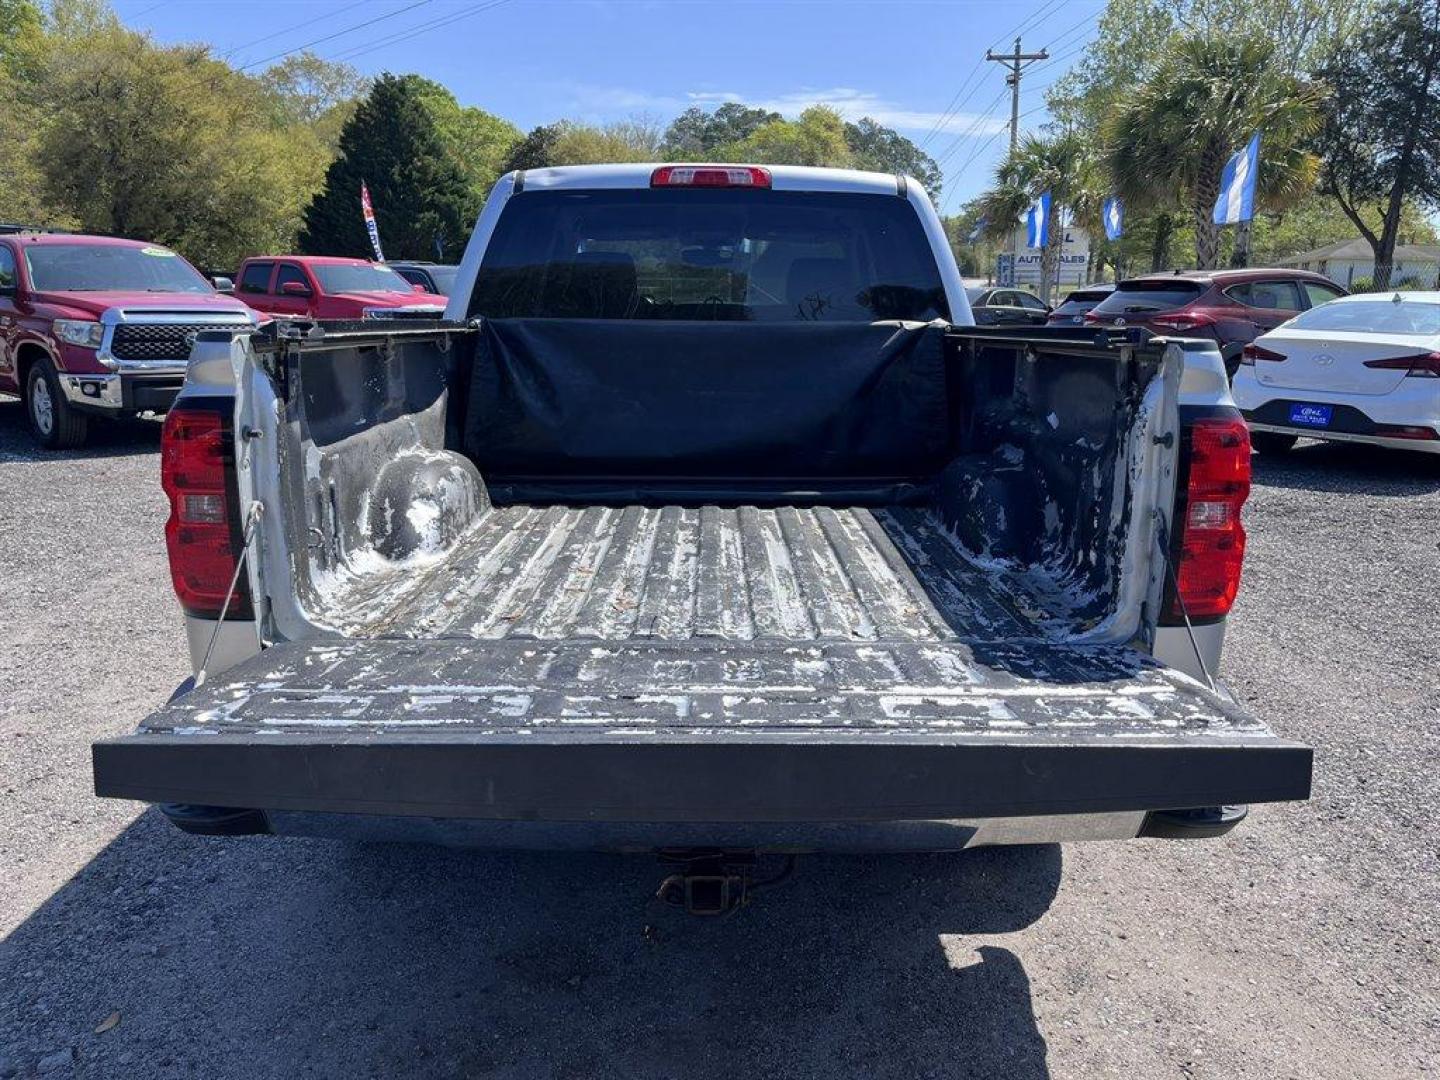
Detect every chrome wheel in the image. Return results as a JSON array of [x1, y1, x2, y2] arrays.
[[30, 374, 54, 436]]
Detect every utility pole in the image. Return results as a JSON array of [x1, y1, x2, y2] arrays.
[[986, 37, 1049, 290], [986, 37, 1050, 157]]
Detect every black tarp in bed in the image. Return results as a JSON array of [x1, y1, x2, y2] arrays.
[[463, 319, 951, 484]]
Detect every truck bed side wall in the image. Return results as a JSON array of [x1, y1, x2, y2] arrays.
[[254, 322, 1164, 644]]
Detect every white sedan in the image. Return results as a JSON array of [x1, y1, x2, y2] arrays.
[[1232, 291, 1440, 455]]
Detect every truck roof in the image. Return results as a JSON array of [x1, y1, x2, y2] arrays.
[[5, 232, 167, 248], [241, 254, 379, 266], [515, 163, 916, 196]]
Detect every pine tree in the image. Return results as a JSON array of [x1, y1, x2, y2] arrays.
[[299, 74, 475, 260]]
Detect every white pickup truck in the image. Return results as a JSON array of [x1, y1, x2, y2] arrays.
[[94, 165, 1309, 890]]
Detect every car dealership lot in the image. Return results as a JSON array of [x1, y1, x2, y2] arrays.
[[0, 397, 1436, 1080]]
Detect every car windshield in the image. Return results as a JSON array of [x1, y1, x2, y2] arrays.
[[1091, 280, 1205, 315], [313, 263, 413, 294], [24, 244, 212, 293], [472, 188, 948, 322], [964, 287, 987, 302], [1284, 299, 1440, 336]]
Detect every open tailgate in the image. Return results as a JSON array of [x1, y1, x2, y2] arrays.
[[94, 639, 1310, 822]]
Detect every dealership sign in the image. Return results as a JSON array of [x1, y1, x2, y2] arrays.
[[998, 227, 1091, 287]]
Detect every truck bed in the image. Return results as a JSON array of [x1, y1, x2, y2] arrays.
[[320, 504, 1085, 643], [99, 505, 1312, 827]]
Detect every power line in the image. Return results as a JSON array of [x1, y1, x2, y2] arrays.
[[918, 0, 1066, 150], [1040, 7, 1101, 50], [1007, 0, 1067, 43], [222, 1, 370, 60], [327, 0, 516, 63], [941, 126, 1008, 212], [237, 0, 438, 72], [931, 85, 1011, 168]]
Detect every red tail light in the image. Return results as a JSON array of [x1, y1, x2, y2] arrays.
[[161, 405, 250, 618], [1362, 351, 1440, 378], [1165, 415, 1251, 621], [1240, 342, 1286, 366], [650, 166, 771, 188], [1151, 311, 1217, 332]]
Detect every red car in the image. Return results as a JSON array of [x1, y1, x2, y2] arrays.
[[234, 255, 446, 321], [0, 231, 258, 448], [1085, 269, 1347, 375]]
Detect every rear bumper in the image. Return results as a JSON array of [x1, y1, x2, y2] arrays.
[[1246, 417, 1440, 454], [1236, 380, 1440, 453], [96, 728, 1311, 828]]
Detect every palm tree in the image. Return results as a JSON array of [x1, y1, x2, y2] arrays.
[[975, 131, 1102, 303], [1104, 37, 1323, 270]]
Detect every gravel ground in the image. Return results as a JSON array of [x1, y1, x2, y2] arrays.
[[1, 396, 1437, 1079]]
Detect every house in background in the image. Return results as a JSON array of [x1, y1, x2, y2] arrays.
[[1274, 238, 1440, 289]]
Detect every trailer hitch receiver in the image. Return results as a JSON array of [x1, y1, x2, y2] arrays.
[[654, 850, 796, 916]]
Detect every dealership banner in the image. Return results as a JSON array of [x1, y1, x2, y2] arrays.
[[361, 182, 385, 262]]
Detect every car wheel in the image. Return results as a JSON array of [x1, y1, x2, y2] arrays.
[[25, 359, 89, 450], [1250, 431, 1297, 455]]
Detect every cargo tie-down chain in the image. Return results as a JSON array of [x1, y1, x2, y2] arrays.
[[197, 501, 264, 686]]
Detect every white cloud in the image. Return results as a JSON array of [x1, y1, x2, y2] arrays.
[[562, 83, 1010, 139]]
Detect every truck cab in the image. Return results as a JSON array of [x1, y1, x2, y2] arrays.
[[0, 232, 259, 449], [233, 255, 446, 322]]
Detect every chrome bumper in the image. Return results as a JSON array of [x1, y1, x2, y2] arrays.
[[55, 371, 126, 409], [55, 368, 186, 412]]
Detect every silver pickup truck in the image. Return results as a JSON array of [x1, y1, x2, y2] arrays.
[[94, 164, 1309, 884]]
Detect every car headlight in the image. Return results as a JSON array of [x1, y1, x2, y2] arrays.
[[53, 320, 105, 348]]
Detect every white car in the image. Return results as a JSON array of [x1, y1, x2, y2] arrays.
[[1233, 291, 1440, 455]]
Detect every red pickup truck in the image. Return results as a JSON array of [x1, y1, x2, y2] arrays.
[[234, 255, 446, 321], [0, 232, 259, 448]]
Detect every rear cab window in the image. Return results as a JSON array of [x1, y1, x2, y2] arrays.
[[239, 261, 274, 295], [1091, 280, 1206, 315], [471, 188, 949, 322]]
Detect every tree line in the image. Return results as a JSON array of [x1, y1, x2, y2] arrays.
[[0, 0, 943, 267], [966, 0, 1440, 298], [7, 0, 1432, 288]]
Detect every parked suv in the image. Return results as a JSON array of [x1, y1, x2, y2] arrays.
[[0, 232, 259, 448], [1085, 269, 1347, 376], [388, 261, 459, 296], [234, 255, 445, 321]]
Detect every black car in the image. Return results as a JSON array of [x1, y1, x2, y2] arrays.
[[1047, 284, 1116, 325], [389, 261, 460, 296], [965, 286, 1051, 326]]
